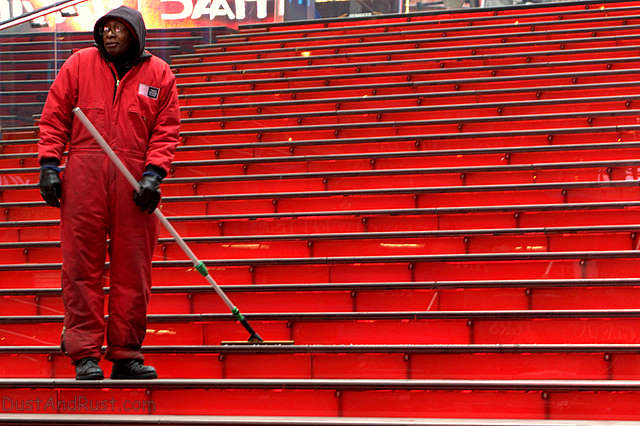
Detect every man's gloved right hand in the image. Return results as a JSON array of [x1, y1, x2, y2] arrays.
[[134, 165, 165, 214], [39, 159, 62, 208]]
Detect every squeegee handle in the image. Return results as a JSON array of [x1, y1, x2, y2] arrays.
[[73, 107, 140, 190], [71, 107, 238, 312]]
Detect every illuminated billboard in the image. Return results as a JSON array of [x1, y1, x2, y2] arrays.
[[1, 0, 277, 32]]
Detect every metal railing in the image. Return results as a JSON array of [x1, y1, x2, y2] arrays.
[[0, 0, 88, 32]]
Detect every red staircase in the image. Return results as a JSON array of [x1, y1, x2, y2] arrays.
[[3, 1, 640, 423]]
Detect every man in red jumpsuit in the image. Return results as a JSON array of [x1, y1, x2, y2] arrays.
[[37, 6, 180, 380]]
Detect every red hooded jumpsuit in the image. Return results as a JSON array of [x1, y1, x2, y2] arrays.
[[38, 7, 180, 363]]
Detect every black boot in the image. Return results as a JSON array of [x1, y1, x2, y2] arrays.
[[110, 359, 157, 380], [75, 357, 104, 380]]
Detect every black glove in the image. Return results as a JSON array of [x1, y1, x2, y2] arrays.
[[133, 165, 165, 213], [39, 159, 62, 208]]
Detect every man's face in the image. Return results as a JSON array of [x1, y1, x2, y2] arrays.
[[101, 19, 131, 57]]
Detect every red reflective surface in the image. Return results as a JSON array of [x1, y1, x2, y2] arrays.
[[5, 0, 640, 420]]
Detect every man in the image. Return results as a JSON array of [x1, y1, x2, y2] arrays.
[[37, 6, 180, 380]]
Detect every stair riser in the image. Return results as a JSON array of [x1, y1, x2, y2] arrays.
[[6, 139, 640, 172], [4, 207, 640, 241], [4, 286, 640, 315], [183, 28, 640, 61], [0, 231, 637, 264], [0, 351, 636, 380], [0, 386, 639, 420], [181, 97, 640, 117], [2, 316, 640, 345]]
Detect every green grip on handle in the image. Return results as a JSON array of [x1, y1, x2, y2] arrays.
[[232, 306, 245, 321], [195, 261, 208, 277]]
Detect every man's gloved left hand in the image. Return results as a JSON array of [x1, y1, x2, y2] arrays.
[[133, 165, 165, 214]]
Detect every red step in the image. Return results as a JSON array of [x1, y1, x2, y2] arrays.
[[217, 4, 640, 42], [2, 308, 640, 345], [3, 279, 640, 315], [4, 377, 640, 419], [179, 109, 638, 133], [197, 18, 640, 55], [2, 197, 637, 226], [174, 33, 640, 76], [2, 343, 639, 380], [180, 92, 640, 118], [1, 249, 640, 286], [173, 26, 640, 64], [178, 79, 640, 108], [0, 226, 637, 264], [3, 199, 640, 241], [5, 134, 640, 172], [5, 156, 640, 195]]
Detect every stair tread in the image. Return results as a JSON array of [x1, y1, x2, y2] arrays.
[[0, 413, 629, 425]]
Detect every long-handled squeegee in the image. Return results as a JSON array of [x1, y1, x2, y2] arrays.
[[73, 106, 282, 345]]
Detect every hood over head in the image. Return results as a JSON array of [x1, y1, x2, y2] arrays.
[[94, 6, 149, 62]]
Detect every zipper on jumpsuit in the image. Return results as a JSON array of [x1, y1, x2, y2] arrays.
[[108, 62, 120, 104], [107, 62, 122, 192]]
